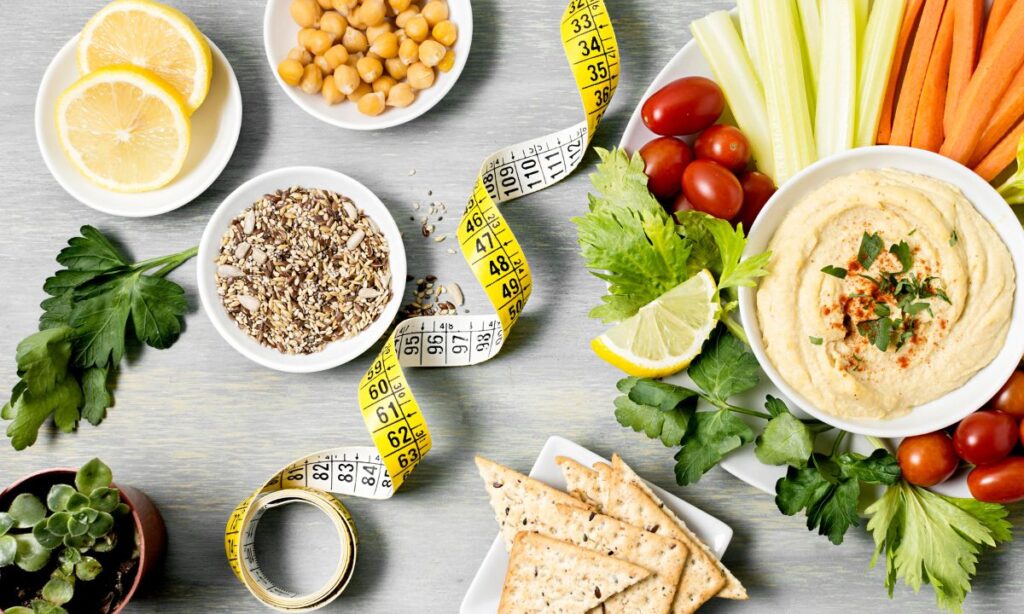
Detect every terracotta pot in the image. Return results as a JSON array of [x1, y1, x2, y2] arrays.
[[0, 468, 167, 614]]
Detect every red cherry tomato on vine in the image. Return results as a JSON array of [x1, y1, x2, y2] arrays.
[[737, 171, 776, 230], [968, 456, 1024, 503], [639, 137, 693, 200], [992, 370, 1024, 419], [694, 125, 751, 171], [953, 410, 1018, 466], [681, 160, 743, 220], [897, 431, 959, 487], [641, 77, 724, 136]]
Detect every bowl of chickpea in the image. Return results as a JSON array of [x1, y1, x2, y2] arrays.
[[265, 0, 471, 129]]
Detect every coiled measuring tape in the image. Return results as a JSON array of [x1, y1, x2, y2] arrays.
[[226, 0, 619, 609]]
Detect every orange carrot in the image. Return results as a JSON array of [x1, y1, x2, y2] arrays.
[[969, 65, 1024, 165], [913, 3, 955, 152], [973, 119, 1024, 181], [891, 0, 948, 146], [878, 0, 928, 144], [941, 2, 1024, 164], [981, 0, 1014, 58], [943, 0, 984, 136]]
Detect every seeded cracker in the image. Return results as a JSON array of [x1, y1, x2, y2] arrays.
[[498, 532, 650, 614]]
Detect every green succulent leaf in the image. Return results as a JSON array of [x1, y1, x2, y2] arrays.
[[76, 458, 112, 495], [92, 533, 116, 553], [47, 484, 76, 512], [32, 520, 63, 549], [0, 511, 14, 535], [59, 546, 82, 565], [4, 607, 34, 614], [63, 533, 94, 550], [42, 577, 74, 606], [31, 600, 68, 614], [87, 512, 114, 538], [114, 503, 130, 516], [47, 512, 71, 536], [88, 488, 120, 513], [14, 533, 51, 572], [65, 492, 89, 513], [66, 513, 88, 537], [76, 555, 102, 581], [0, 534, 16, 566], [9, 493, 47, 528]]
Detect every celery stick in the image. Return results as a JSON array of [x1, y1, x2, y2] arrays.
[[854, 0, 870, 38], [797, 0, 822, 104], [691, 12, 776, 182], [736, 0, 765, 77], [816, 0, 858, 158], [854, 0, 906, 147], [754, 1, 817, 184]]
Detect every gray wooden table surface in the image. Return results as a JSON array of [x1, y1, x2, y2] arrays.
[[1, 0, 1021, 612]]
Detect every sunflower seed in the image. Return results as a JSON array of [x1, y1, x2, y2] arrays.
[[447, 282, 464, 306], [234, 242, 250, 259], [347, 230, 366, 250], [243, 211, 256, 234], [238, 295, 260, 311], [218, 265, 245, 278]]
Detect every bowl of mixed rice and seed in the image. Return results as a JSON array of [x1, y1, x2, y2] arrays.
[[197, 166, 406, 372]]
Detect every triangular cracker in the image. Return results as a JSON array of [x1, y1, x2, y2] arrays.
[[475, 455, 591, 551], [555, 455, 605, 507], [612, 453, 747, 600], [498, 532, 650, 614]]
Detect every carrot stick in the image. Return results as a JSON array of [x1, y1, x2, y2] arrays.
[[877, 0, 927, 144], [943, 0, 983, 136], [969, 65, 1024, 165], [890, 0, 948, 146], [940, 2, 1024, 164], [912, 3, 955, 152], [973, 119, 1024, 181], [981, 0, 1014, 58]]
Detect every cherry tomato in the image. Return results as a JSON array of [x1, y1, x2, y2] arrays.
[[897, 431, 959, 487], [681, 160, 743, 220], [953, 410, 1019, 466], [669, 192, 694, 217], [639, 137, 693, 200], [1020, 418, 1024, 447], [694, 125, 751, 171], [641, 77, 725, 136], [992, 370, 1024, 419], [968, 456, 1024, 503], [737, 171, 776, 230]]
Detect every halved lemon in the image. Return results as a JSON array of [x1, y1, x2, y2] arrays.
[[592, 270, 719, 378], [78, 0, 212, 113], [56, 66, 191, 193]]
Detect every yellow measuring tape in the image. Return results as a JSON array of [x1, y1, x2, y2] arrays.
[[226, 1, 619, 608]]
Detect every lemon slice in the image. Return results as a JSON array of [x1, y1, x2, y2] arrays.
[[592, 270, 719, 378], [78, 0, 212, 113], [56, 66, 191, 193]]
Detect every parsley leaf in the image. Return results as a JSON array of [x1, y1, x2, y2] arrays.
[[776, 464, 861, 545], [689, 331, 761, 404], [674, 408, 754, 485], [809, 336, 823, 345], [621, 377, 699, 410], [857, 318, 894, 351], [834, 449, 901, 485], [858, 232, 884, 269], [889, 240, 912, 273], [615, 396, 693, 447], [821, 265, 848, 279], [5, 377, 83, 450], [755, 402, 814, 468]]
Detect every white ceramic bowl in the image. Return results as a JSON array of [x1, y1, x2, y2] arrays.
[[739, 146, 1024, 438], [263, 0, 472, 130], [35, 35, 242, 217], [197, 166, 406, 373]]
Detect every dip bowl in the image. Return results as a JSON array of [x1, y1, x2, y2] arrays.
[[738, 146, 1024, 438]]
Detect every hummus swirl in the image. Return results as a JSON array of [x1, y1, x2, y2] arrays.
[[756, 169, 1015, 420]]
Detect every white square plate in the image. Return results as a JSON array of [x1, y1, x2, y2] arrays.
[[460, 436, 735, 614]]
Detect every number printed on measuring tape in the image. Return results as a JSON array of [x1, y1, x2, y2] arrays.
[[225, 1, 618, 610]]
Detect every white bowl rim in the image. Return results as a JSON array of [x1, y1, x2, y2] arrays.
[[35, 34, 243, 218], [738, 145, 1024, 438], [262, 0, 473, 131], [196, 166, 406, 373]]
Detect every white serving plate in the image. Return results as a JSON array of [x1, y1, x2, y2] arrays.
[[35, 34, 242, 217], [263, 0, 472, 130], [196, 166, 406, 373], [460, 436, 734, 614]]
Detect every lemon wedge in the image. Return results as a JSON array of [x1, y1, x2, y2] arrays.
[[592, 270, 719, 378], [56, 66, 191, 193], [78, 0, 212, 113]]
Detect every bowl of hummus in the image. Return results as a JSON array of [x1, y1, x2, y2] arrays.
[[739, 146, 1024, 438]]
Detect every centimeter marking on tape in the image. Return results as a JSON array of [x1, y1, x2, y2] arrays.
[[226, 0, 619, 609]]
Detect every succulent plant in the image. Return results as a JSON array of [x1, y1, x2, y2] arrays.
[[0, 458, 128, 614]]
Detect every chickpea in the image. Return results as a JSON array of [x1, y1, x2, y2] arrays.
[[322, 75, 345, 104], [278, 59, 305, 85], [332, 0, 357, 12], [404, 15, 429, 42], [385, 57, 407, 79], [319, 11, 348, 38], [407, 62, 435, 89], [347, 81, 372, 102], [366, 22, 392, 44], [290, 0, 323, 28], [388, 0, 412, 12], [395, 8, 419, 28], [421, 1, 448, 26], [323, 44, 350, 69], [418, 39, 445, 67], [432, 20, 457, 46], [298, 27, 318, 49], [437, 49, 455, 72], [287, 46, 313, 65], [399, 38, 419, 65], [314, 54, 333, 75], [305, 29, 334, 55], [346, 7, 364, 29], [333, 64, 361, 94], [315, 0, 334, 9], [300, 63, 324, 93], [370, 31, 399, 58], [357, 0, 387, 27], [357, 91, 386, 115], [386, 81, 415, 107], [345, 52, 362, 68], [372, 75, 397, 95], [357, 55, 384, 82], [342, 27, 369, 53]]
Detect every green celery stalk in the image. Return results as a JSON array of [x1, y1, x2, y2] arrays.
[[754, 1, 817, 184], [797, 0, 822, 106], [854, 0, 870, 38], [816, 0, 858, 158], [737, 0, 765, 77], [854, 0, 906, 147], [691, 12, 776, 182]]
